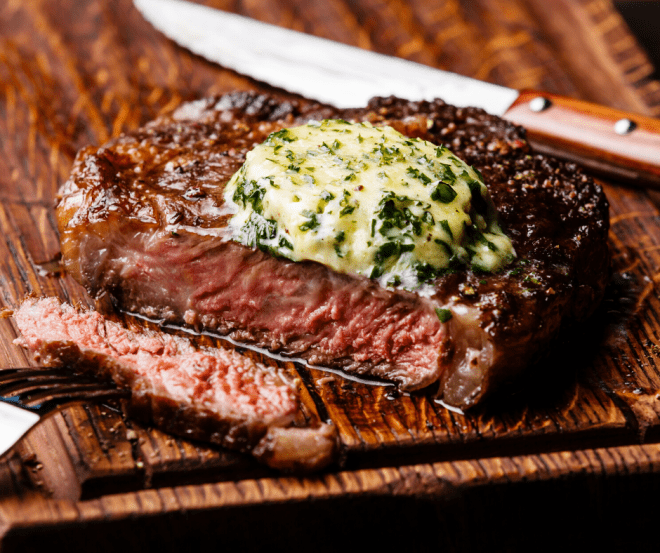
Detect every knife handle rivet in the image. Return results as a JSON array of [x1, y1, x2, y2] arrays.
[[614, 118, 637, 135], [529, 96, 552, 112]]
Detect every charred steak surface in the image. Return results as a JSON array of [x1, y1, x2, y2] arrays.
[[57, 92, 610, 408]]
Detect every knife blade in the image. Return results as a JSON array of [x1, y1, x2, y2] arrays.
[[133, 0, 660, 186]]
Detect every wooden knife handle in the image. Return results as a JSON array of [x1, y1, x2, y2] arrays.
[[504, 90, 660, 187]]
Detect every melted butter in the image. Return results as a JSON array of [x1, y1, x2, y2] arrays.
[[224, 119, 515, 289]]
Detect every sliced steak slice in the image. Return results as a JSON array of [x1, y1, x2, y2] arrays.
[[13, 297, 338, 472], [56, 92, 610, 408]]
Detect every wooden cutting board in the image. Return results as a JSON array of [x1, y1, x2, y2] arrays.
[[2, 0, 660, 551]]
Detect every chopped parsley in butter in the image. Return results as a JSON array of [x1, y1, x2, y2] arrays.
[[224, 119, 515, 289]]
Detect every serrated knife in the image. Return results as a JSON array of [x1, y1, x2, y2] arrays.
[[133, 0, 660, 186]]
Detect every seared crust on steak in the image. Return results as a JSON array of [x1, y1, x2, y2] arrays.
[[56, 92, 610, 408]]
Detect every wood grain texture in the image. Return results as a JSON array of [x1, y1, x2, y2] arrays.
[[1, 0, 660, 550]]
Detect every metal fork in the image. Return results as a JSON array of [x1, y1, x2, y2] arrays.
[[0, 367, 130, 458]]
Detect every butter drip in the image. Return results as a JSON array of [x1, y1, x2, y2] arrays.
[[224, 119, 515, 289]]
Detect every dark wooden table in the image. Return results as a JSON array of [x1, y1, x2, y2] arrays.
[[1, 1, 660, 551]]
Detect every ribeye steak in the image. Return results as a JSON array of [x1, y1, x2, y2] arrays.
[[56, 92, 610, 409]]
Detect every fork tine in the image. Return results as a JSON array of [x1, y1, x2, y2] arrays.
[[0, 374, 94, 395], [8, 381, 124, 403], [24, 385, 131, 414], [0, 367, 72, 383]]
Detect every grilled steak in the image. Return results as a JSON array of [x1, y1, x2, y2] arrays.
[[14, 297, 338, 472], [56, 92, 610, 409]]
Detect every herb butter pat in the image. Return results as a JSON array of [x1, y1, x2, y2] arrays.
[[224, 119, 515, 289]]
